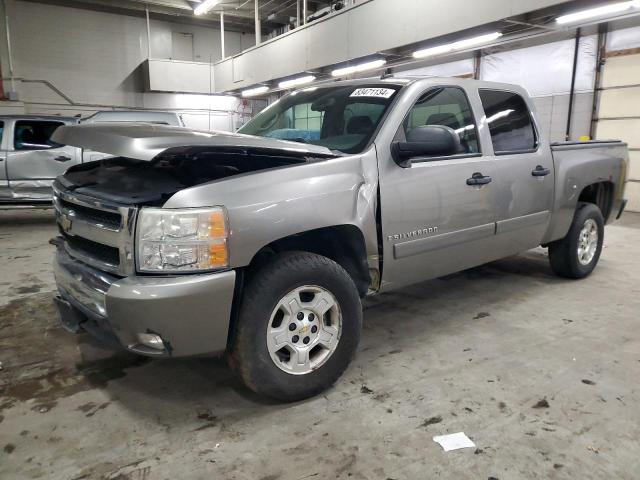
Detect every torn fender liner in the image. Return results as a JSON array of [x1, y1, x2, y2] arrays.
[[52, 123, 336, 161]]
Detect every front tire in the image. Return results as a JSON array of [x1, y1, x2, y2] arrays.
[[548, 202, 604, 279], [229, 252, 362, 402]]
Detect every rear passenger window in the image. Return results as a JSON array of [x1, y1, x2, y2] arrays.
[[403, 86, 480, 156], [479, 90, 537, 154], [14, 120, 64, 151]]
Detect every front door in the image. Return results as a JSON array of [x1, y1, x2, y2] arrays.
[[378, 85, 500, 290], [477, 89, 554, 254], [6, 119, 78, 201]]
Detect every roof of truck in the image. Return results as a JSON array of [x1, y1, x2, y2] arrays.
[[295, 75, 530, 98]]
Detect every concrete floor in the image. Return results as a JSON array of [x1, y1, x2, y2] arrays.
[[1, 209, 640, 480]]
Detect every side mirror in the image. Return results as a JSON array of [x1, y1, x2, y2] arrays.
[[392, 125, 461, 167]]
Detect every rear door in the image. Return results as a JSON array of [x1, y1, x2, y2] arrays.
[[378, 85, 501, 290], [477, 89, 554, 254], [6, 119, 79, 201]]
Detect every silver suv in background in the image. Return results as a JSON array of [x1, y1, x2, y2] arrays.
[[0, 111, 184, 207], [0, 115, 79, 207]]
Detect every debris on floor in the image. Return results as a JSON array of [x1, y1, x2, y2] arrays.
[[532, 398, 550, 409], [432, 432, 476, 452]]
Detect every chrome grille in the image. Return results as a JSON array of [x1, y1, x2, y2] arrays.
[[53, 181, 137, 276]]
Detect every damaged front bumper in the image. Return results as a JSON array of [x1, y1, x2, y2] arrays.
[[53, 244, 236, 357]]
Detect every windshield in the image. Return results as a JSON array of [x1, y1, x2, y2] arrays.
[[238, 84, 402, 154]]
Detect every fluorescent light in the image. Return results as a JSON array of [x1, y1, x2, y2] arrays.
[[194, 0, 220, 15], [413, 32, 503, 59], [279, 75, 316, 89], [556, 1, 637, 24], [241, 86, 269, 97], [331, 59, 387, 77]]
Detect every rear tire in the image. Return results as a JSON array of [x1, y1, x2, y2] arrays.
[[548, 202, 604, 279], [229, 251, 362, 402]]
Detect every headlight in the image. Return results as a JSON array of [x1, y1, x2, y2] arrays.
[[136, 207, 229, 273]]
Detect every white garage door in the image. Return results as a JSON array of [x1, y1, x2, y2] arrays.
[[596, 52, 640, 212]]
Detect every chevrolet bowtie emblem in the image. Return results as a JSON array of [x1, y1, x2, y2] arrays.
[[60, 214, 73, 233]]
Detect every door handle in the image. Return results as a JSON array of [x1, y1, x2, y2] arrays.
[[466, 172, 492, 186], [54, 156, 72, 162], [531, 165, 551, 177]]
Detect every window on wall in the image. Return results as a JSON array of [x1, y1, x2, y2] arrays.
[[14, 121, 64, 151], [293, 103, 324, 135], [479, 89, 537, 154], [403, 86, 480, 155]]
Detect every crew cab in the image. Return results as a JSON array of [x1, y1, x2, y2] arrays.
[[50, 77, 628, 401]]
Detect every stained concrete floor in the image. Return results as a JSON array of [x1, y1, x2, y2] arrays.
[[1, 209, 639, 480]]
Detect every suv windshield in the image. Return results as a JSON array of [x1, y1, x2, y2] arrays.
[[238, 84, 402, 154]]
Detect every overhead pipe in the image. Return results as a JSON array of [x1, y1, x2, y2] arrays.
[[255, 0, 261, 45], [590, 23, 608, 139], [145, 6, 152, 59], [565, 27, 581, 141], [3, 0, 15, 94], [220, 9, 226, 59]]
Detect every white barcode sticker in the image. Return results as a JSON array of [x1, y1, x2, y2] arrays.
[[350, 88, 396, 99]]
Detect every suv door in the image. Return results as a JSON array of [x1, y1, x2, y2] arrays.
[[477, 89, 554, 255], [6, 119, 78, 201], [378, 85, 500, 290]]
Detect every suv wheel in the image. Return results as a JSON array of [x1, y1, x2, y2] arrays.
[[548, 202, 604, 279], [229, 252, 362, 401]]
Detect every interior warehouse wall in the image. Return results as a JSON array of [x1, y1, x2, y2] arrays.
[[398, 35, 598, 143], [596, 25, 640, 212], [0, 0, 259, 130]]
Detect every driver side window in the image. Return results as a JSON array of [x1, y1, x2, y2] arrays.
[[14, 120, 65, 151], [403, 87, 480, 156]]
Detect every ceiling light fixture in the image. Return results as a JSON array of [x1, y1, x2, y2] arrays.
[[413, 31, 503, 59], [556, 1, 639, 24], [194, 0, 221, 16], [279, 75, 316, 89], [331, 59, 387, 77], [241, 85, 269, 97]]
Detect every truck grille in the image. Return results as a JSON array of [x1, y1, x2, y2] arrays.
[[53, 181, 137, 276], [58, 197, 122, 230]]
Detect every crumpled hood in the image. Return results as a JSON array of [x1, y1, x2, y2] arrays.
[[52, 123, 335, 161]]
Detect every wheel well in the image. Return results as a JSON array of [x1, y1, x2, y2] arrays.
[[246, 225, 371, 298], [578, 182, 614, 221]]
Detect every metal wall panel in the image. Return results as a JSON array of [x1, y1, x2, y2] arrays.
[[597, 119, 640, 148], [601, 54, 640, 88], [147, 59, 213, 94], [599, 86, 640, 118], [628, 151, 640, 180], [597, 53, 640, 210]]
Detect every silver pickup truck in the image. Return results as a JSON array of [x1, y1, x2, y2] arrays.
[[50, 77, 628, 401], [0, 112, 184, 207]]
